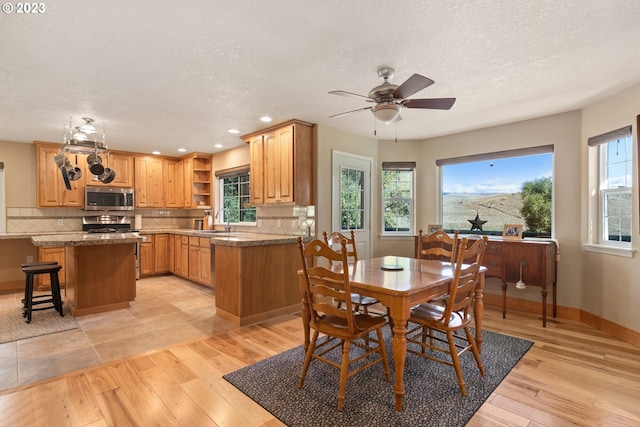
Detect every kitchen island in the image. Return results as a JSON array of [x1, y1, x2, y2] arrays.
[[31, 232, 143, 316], [206, 232, 308, 326]]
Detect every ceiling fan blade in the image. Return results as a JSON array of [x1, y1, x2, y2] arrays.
[[329, 90, 374, 102], [329, 106, 373, 118], [403, 98, 456, 110], [392, 74, 435, 100]]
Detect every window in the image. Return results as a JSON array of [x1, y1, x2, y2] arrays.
[[589, 126, 633, 246], [382, 162, 415, 234], [340, 167, 365, 230], [217, 168, 256, 224], [438, 146, 553, 236]]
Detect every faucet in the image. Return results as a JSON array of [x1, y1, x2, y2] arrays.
[[215, 208, 232, 232]]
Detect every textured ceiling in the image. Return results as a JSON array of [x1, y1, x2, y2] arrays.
[[2, 0, 640, 156]]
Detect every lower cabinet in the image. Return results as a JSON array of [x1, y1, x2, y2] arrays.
[[139, 235, 154, 276], [139, 233, 170, 277], [154, 234, 169, 273], [188, 236, 212, 287], [140, 233, 211, 287], [37, 246, 66, 290]]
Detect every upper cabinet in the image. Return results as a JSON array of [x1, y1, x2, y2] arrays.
[[86, 152, 134, 188], [243, 119, 314, 206], [181, 153, 212, 209], [134, 156, 164, 208], [35, 142, 85, 207], [163, 159, 184, 208], [34, 142, 212, 210]]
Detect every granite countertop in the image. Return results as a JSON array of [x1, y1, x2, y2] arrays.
[[31, 232, 144, 247], [145, 229, 308, 247], [4, 229, 308, 248]]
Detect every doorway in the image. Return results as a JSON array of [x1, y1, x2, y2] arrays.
[[331, 150, 372, 259]]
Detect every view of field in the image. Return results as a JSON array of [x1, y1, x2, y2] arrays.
[[442, 192, 524, 232]]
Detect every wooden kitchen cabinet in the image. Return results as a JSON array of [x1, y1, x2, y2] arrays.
[[35, 142, 85, 207], [243, 119, 314, 206], [163, 159, 184, 208], [248, 134, 265, 205], [86, 152, 134, 188], [153, 234, 169, 273], [139, 234, 154, 276], [167, 234, 175, 273], [139, 233, 169, 276], [37, 246, 66, 289], [135, 156, 164, 207], [188, 236, 212, 287], [174, 235, 190, 279], [181, 153, 212, 209]]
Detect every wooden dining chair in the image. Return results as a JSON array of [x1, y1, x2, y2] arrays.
[[323, 230, 380, 315], [297, 237, 391, 411], [415, 228, 459, 263], [406, 237, 487, 396]]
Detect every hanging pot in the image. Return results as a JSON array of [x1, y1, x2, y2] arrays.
[[67, 155, 82, 181], [87, 153, 104, 175], [97, 167, 116, 183], [58, 165, 72, 190]]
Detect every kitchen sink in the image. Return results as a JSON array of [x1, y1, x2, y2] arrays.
[[196, 230, 232, 234]]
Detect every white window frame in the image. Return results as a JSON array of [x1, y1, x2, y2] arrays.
[[596, 130, 633, 248], [381, 162, 415, 236], [216, 167, 256, 225]]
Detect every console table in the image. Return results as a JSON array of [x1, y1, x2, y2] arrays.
[[467, 236, 558, 327], [416, 234, 558, 327]]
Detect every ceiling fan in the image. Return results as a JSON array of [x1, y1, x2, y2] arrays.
[[329, 67, 456, 124]]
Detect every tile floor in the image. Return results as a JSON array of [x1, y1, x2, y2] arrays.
[[0, 275, 236, 392]]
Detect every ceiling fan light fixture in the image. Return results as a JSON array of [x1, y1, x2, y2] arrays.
[[372, 103, 401, 123]]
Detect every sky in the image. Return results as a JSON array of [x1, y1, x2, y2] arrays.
[[442, 153, 553, 194]]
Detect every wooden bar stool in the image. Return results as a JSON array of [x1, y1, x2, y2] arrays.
[[21, 263, 64, 323], [20, 261, 58, 312]]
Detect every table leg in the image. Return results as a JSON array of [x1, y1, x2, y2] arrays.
[[541, 286, 548, 327], [389, 307, 409, 411], [474, 272, 485, 353], [500, 279, 507, 319]]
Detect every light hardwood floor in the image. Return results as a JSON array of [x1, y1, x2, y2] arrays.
[[0, 276, 639, 426]]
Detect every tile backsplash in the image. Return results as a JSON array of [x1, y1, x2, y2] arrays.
[[6, 205, 315, 236]]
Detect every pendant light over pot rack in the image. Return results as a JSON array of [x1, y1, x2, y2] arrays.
[[56, 117, 116, 189]]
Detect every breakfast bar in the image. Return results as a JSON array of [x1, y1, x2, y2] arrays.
[[31, 232, 143, 316]]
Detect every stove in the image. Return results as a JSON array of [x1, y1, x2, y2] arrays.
[[82, 215, 138, 233]]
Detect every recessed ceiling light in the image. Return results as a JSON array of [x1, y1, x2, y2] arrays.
[[152, 151, 161, 155], [214, 144, 224, 148], [227, 129, 240, 134], [177, 148, 187, 152], [260, 116, 272, 123]]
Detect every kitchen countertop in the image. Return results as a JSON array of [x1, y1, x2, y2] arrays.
[[31, 232, 144, 247], [143, 229, 309, 247], [2, 229, 308, 248]]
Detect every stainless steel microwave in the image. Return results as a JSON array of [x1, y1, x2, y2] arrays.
[[85, 187, 134, 211]]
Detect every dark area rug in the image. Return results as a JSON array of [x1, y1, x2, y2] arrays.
[[0, 301, 78, 344], [224, 327, 533, 426]]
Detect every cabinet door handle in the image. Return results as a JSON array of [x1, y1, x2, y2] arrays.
[[490, 246, 499, 251], [490, 262, 498, 267]]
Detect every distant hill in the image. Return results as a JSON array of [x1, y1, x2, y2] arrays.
[[442, 192, 524, 232]]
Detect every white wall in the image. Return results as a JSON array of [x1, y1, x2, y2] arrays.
[[580, 83, 640, 331]]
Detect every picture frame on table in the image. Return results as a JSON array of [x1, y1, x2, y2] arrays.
[[503, 223, 523, 239], [427, 224, 442, 233]]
